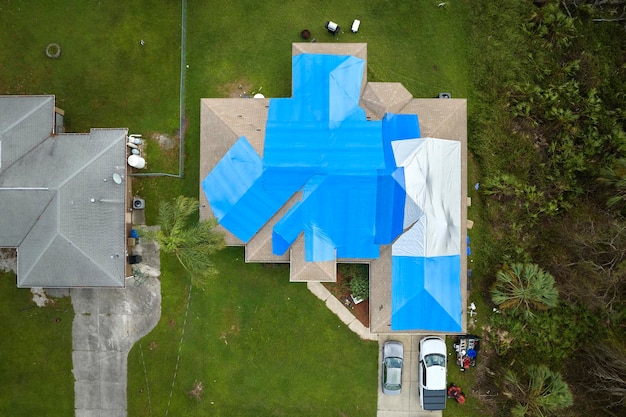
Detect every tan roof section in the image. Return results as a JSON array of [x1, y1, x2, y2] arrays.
[[292, 42, 367, 63], [361, 82, 414, 119], [289, 235, 336, 282], [199, 98, 270, 246], [199, 44, 467, 333], [400, 98, 468, 140], [244, 192, 302, 263]]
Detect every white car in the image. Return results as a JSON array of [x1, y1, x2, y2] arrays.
[[419, 336, 447, 410]]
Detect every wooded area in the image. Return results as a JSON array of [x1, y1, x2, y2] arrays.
[[469, 1, 626, 416]]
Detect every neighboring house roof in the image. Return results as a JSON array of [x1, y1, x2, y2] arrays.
[[199, 44, 467, 333], [0, 95, 128, 288]]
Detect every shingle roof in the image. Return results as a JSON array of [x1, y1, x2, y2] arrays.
[[0, 95, 128, 287]]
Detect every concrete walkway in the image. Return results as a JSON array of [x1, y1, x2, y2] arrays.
[[307, 282, 378, 341], [71, 238, 161, 417]]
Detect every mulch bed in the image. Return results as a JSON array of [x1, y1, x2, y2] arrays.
[[322, 272, 369, 328]]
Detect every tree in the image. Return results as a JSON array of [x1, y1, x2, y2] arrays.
[[143, 196, 225, 288], [490, 263, 558, 317], [598, 158, 626, 208], [579, 341, 626, 413], [503, 365, 573, 417]]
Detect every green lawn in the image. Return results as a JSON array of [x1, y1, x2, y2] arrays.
[[0, 272, 74, 417], [0, 1, 474, 416], [0, 0, 181, 133], [128, 248, 378, 416]]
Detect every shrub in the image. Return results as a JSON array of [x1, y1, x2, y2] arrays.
[[339, 263, 369, 300]]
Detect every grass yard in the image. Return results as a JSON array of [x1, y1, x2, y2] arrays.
[[0, 271, 74, 417], [0, 1, 475, 416], [0, 0, 181, 133], [128, 248, 378, 416]]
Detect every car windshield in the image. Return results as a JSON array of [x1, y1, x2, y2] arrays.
[[385, 357, 403, 369], [424, 353, 445, 367]]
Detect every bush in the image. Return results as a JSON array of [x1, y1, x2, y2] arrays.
[[339, 263, 369, 300], [485, 303, 599, 367]]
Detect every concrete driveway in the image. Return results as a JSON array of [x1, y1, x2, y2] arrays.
[[71, 236, 161, 417], [377, 334, 443, 417]]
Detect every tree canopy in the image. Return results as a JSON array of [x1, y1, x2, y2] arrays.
[[143, 196, 225, 288]]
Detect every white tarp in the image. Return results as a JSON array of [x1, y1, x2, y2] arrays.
[[391, 137, 461, 257]]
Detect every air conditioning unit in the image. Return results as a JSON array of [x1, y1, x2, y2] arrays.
[[132, 197, 145, 209]]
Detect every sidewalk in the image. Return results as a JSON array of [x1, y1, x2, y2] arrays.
[[306, 282, 378, 341], [71, 237, 161, 417]]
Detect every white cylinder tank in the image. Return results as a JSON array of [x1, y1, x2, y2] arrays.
[[128, 154, 146, 169]]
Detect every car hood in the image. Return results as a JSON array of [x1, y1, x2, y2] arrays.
[[420, 338, 446, 356]]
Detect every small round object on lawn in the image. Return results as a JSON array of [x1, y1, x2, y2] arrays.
[[45, 43, 61, 59]]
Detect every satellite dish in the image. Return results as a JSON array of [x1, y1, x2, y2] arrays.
[[112, 173, 122, 184], [253, 93, 265, 98]]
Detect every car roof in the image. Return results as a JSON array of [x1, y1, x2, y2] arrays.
[[424, 363, 447, 390], [387, 367, 402, 385]]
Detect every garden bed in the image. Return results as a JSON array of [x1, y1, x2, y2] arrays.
[[323, 272, 369, 328]]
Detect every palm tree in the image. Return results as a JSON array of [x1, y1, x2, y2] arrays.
[[503, 365, 573, 417], [143, 196, 225, 288], [598, 157, 626, 207], [490, 263, 558, 317]]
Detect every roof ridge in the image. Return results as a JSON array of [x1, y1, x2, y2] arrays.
[[0, 96, 53, 135], [56, 131, 125, 189]]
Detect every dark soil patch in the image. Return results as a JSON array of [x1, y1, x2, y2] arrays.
[[323, 272, 369, 328], [221, 80, 253, 98]]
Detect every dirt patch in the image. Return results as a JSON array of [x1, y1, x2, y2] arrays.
[[467, 342, 502, 414], [31, 287, 54, 307], [219, 307, 241, 345], [152, 132, 175, 150], [0, 248, 16, 273], [219, 324, 240, 345], [323, 272, 370, 328], [220, 80, 254, 98]]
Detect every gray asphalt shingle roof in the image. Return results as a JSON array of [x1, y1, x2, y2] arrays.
[[0, 95, 128, 287]]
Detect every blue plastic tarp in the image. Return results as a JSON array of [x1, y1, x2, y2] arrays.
[[299, 174, 380, 261], [202, 137, 305, 242], [202, 52, 462, 332], [374, 171, 406, 245], [391, 255, 462, 332]]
